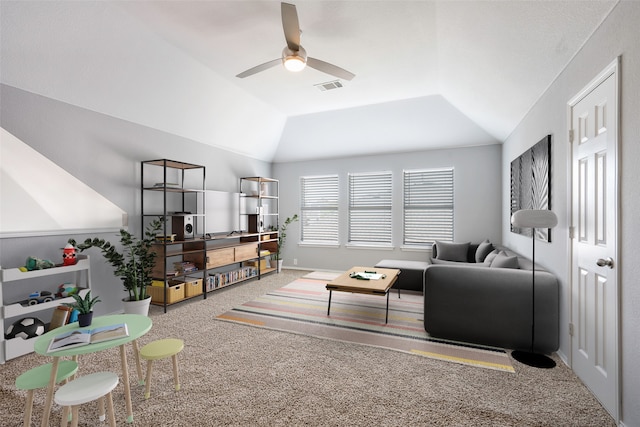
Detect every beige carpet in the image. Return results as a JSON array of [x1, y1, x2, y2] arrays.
[[0, 270, 614, 426]]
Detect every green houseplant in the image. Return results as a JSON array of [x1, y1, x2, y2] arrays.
[[275, 214, 298, 271], [62, 291, 101, 327], [68, 218, 163, 311]]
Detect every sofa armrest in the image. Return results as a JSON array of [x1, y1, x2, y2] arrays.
[[374, 259, 429, 292], [424, 265, 559, 353]]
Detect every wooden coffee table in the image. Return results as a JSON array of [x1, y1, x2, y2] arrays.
[[326, 266, 400, 323]]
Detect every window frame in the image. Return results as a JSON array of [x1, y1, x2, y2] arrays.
[[347, 171, 393, 248], [299, 174, 340, 246], [402, 167, 454, 248]]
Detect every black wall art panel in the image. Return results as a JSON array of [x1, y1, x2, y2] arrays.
[[510, 135, 552, 242]]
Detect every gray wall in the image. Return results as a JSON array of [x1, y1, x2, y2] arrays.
[[0, 84, 271, 315], [273, 144, 502, 272], [501, 2, 640, 425]]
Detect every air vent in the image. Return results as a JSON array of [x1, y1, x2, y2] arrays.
[[315, 80, 343, 92]]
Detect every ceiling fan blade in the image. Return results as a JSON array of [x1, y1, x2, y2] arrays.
[[281, 2, 301, 51], [236, 58, 281, 78], [307, 57, 355, 81]]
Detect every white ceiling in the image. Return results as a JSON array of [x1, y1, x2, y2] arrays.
[[1, 1, 618, 162]]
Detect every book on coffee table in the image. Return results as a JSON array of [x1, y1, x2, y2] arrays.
[[349, 271, 386, 280]]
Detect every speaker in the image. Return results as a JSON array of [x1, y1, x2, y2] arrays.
[[172, 215, 194, 240], [248, 214, 264, 233]]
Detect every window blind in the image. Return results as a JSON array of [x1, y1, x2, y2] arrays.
[[348, 172, 392, 245], [403, 168, 454, 245], [300, 175, 339, 243]]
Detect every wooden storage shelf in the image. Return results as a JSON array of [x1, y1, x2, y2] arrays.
[[206, 265, 260, 291], [143, 186, 205, 193], [142, 159, 207, 312], [188, 243, 257, 269], [144, 159, 203, 169], [161, 270, 205, 280], [239, 176, 279, 277], [141, 166, 281, 312], [207, 276, 253, 292]]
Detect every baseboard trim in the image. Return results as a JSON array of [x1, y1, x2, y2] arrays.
[[556, 349, 569, 366]]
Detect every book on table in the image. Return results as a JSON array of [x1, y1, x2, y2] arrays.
[[349, 271, 386, 280], [47, 323, 129, 352]]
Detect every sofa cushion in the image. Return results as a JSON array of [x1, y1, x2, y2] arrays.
[[475, 240, 495, 263], [483, 249, 500, 265], [434, 241, 470, 262], [490, 251, 519, 269]]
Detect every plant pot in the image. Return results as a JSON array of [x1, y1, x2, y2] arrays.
[[122, 296, 152, 316], [277, 259, 283, 273], [78, 312, 93, 327]]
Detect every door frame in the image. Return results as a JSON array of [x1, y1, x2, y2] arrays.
[[566, 56, 620, 422]]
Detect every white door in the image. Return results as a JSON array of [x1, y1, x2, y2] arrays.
[[569, 59, 619, 421]]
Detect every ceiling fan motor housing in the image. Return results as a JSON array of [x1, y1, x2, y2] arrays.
[[282, 46, 307, 71]]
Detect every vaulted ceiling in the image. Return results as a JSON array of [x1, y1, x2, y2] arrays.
[[1, 1, 617, 162]]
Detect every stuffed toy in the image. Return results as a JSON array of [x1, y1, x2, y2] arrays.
[[62, 243, 77, 266], [20, 256, 55, 272]]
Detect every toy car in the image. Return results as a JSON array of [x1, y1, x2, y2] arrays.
[[27, 291, 54, 305]]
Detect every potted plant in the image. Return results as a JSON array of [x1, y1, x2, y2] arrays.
[[62, 290, 101, 327], [275, 214, 298, 272], [68, 217, 163, 315]]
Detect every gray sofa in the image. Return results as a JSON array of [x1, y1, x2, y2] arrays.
[[377, 241, 559, 354], [374, 259, 429, 292]]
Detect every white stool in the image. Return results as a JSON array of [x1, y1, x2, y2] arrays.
[[54, 371, 119, 427]]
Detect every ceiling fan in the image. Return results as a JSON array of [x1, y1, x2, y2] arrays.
[[236, 2, 355, 81]]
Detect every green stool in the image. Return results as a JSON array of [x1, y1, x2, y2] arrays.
[[140, 338, 184, 399], [16, 360, 78, 427]]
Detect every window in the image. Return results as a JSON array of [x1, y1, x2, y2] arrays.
[[300, 175, 339, 244], [403, 168, 454, 246], [348, 171, 393, 246]]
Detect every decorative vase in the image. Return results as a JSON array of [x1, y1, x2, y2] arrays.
[[277, 259, 283, 273], [122, 296, 152, 316], [78, 312, 93, 327]]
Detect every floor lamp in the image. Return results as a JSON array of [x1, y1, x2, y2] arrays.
[[511, 209, 558, 369]]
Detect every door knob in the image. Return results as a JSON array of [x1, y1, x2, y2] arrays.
[[596, 257, 614, 268]]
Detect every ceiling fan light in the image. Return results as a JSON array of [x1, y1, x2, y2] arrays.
[[282, 46, 307, 72], [283, 56, 306, 72]]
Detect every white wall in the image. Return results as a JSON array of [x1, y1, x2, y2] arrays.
[[0, 84, 272, 315], [273, 144, 502, 271], [0, 1, 285, 162], [501, 2, 640, 425], [275, 95, 499, 162]]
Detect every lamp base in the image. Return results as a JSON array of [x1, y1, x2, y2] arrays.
[[511, 350, 556, 369]]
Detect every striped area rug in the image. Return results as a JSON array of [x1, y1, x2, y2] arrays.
[[216, 277, 514, 372]]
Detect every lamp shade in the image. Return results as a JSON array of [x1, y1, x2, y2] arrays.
[[511, 209, 558, 228]]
